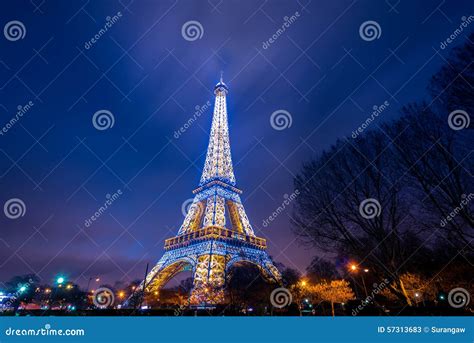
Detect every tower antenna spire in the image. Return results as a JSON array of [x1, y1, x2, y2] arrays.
[[220, 70, 224, 83]]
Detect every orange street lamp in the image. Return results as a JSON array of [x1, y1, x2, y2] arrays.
[[349, 264, 358, 271], [118, 291, 125, 298]]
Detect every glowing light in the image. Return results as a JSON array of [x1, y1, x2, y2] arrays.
[[363, 269, 369, 273], [349, 264, 358, 271], [56, 277, 65, 284], [19, 286, 27, 293]]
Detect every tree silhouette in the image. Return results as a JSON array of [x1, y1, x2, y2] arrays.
[[306, 258, 338, 283], [292, 34, 473, 306]]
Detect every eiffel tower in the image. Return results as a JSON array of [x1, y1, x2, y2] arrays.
[[135, 75, 281, 306]]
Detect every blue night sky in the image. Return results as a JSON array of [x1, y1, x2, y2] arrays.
[[0, 0, 472, 287]]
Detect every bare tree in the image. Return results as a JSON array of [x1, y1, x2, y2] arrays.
[[306, 258, 338, 283], [428, 32, 474, 114], [385, 104, 473, 250], [292, 131, 422, 305], [385, 34, 473, 250], [292, 35, 474, 305]]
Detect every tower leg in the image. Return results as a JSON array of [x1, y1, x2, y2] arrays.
[[190, 254, 226, 305]]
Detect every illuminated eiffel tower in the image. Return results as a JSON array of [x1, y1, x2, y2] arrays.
[[137, 75, 281, 305]]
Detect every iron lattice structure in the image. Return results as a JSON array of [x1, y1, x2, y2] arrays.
[[135, 76, 281, 306]]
